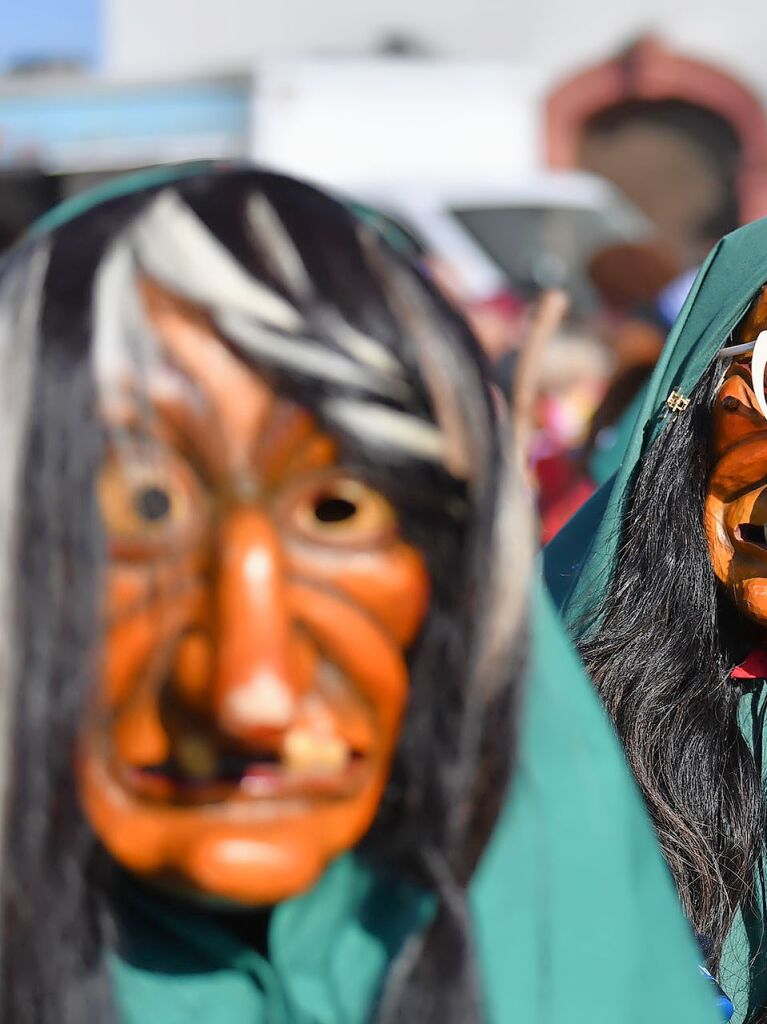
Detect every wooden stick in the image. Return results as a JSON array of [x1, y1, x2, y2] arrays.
[[512, 288, 570, 460]]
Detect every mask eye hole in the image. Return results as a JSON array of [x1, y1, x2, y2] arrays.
[[99, 444, 205, 559], [313, 495, 358, 524], [288, 477, 396, 549], [135, 485, 173, 522]]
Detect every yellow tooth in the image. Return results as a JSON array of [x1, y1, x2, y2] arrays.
[[283, 729, 349, 774], [175, 734, 218, 780]]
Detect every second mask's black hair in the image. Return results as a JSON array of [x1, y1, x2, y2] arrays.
[[578, 357, 765, 968]]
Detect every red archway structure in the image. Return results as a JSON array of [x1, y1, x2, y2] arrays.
[[547, 35, 767, 226]]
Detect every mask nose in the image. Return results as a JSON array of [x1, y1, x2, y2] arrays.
[[208, 509, 303, 743]]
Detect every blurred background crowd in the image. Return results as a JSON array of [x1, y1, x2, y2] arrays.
[[3, 0, 767, 537]]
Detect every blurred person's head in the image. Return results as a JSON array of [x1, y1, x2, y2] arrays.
[[535, 329, 613, 449], [588, 240, 681, 313]]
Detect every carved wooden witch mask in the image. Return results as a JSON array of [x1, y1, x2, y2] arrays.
[[80, 274, 432, 905], [706, 285, 767, 628]]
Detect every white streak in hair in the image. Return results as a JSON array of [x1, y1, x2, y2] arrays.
[[751, 330, 767, 422], [317, 308, 405, 376], [246, 195, 313, 303], [216, 309, 410, 401], [0, 247, 49, 903], [450, 427, 533, 852], [356, 225, 481, 483], [131, 190, 303, 332], [324, 398, 445, 463], [246, 197, 405, 378], [92, 239, 157, 395]]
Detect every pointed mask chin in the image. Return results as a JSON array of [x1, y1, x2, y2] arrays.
[[79, 745, 393, 904]]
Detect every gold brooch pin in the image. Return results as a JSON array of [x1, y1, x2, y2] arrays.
[[665, 389, 690, 415]]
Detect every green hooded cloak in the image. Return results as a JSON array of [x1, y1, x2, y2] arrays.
[[111, 584, 718, 1024], [544, 216, 767, 1023]]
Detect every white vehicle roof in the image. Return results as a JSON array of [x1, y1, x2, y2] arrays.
[[356, 170, 647, 216], [351, 171, 653, 303]]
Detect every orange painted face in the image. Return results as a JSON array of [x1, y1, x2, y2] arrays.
[[77, 279, 430, 905], [706, 286, 767, 627]]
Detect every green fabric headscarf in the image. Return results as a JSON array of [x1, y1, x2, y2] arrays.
[[546, 216, 767, 620], [544, 216, 767, 1023]]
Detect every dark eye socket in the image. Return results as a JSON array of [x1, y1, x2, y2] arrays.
[[134, 485, 172, 522], [289, 476, 396, 546], [313, 495, 358, 524]]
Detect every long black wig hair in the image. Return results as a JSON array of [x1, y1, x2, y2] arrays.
[[0, 167, 532, 1023], [578, 356, 765, 971]]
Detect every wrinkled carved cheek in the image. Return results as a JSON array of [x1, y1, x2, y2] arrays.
[[287, 582, 410, 745], [101, 570, 209, 767], [704, 496, 735, 586], [285, 543, 430, 647], [102, 567, 207, 708]]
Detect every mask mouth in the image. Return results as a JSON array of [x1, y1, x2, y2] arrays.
[[102, 654, 379, 807], [118, 728, 371, 806], [736, 522, 767, 550]]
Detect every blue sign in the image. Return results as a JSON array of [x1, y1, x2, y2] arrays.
[[0, 76, 251, 170]]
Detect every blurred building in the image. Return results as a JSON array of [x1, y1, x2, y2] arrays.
[[103, 0, 767, 266], [0, 0, 766, 266], [101, 0, 767, 91]]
